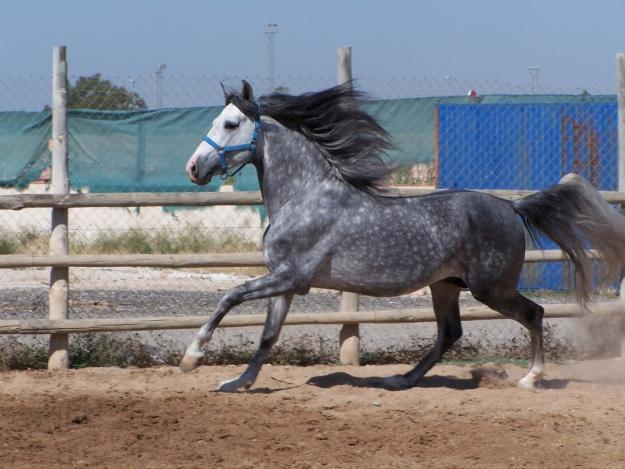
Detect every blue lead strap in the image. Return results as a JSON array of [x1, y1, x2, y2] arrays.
[[201, 118, 261, 179]]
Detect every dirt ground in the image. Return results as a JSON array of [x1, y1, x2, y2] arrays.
[[2, 360, 625, 468]]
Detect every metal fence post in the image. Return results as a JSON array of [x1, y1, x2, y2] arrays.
[[337, 45, 361, 365], [48, 45, 70, 370]]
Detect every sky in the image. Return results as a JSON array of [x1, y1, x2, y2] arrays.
[[2, 0, 625, 100]]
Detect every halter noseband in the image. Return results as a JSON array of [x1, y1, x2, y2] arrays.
[[201, 117, 261, 180]]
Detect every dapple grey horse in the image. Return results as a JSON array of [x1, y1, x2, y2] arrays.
[[181, 80, 625, 392]]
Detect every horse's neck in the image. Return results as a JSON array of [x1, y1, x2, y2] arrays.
[[255, 120, 334, 219]]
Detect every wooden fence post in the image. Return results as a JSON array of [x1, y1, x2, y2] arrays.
[[48, 45, 70, 370], [617, 53, 625, 195], [339, 290, 360, 365], [337, 45, 361, 365], [617, 52, 625, 357]]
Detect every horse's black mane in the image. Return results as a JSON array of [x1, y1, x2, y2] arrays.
[[226, 83, 394, 193]]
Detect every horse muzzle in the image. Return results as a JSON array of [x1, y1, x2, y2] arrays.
[[187, 161, 213, 185]]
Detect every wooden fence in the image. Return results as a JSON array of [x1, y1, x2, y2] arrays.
[[2, 183, 625, 367], [1, 46, 625, 369]]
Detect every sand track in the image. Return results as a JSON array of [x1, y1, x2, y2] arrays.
[[2, 361, 625, 468]]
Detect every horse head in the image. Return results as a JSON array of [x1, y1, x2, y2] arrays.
[[186, 80, 260, 185]]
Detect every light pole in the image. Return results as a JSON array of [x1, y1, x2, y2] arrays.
[[264, 23, 278, 94], [155, 63, 166, 108], [528, 66, 540, 94], [129, 78, 136, 109]]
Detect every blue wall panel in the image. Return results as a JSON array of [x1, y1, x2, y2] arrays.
[[437, 103, 618, 290]]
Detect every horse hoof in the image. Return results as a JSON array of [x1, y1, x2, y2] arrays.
[[217, 377, 243, 392], [517, 374, 542, 390], [179, 354, 200, 373], [217, 376, 253, 392]]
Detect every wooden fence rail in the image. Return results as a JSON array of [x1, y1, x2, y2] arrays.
[[1, 301, 622, 335], [0, 253, 266, 268], [2, 188, 625, 210], [0, 191, 265, 210], [0, 249, 601, 269]]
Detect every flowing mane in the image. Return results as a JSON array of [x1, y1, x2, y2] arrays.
[[226, 83, 394, 193]]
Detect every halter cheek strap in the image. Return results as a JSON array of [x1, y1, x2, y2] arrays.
[[202, 119, 262, 179]]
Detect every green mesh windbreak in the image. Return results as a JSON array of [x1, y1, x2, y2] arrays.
[[0, 95, 615, 192]]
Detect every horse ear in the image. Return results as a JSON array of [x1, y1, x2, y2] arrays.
[[241, 80, 254, 101], [220, 82, 227, 97]]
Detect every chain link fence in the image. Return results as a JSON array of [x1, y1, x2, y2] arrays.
[[0, 72, 622, 363]]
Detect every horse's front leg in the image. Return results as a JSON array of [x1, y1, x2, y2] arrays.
[[179, 267, 300, 374], [217, 293, 294, 392]]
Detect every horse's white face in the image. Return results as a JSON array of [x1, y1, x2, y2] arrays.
[[186, 103, 254, 185]]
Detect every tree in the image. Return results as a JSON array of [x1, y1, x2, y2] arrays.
[[66, 74, 147, 110]]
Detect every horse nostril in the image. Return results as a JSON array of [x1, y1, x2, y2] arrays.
[[190, 162, 198, 178]]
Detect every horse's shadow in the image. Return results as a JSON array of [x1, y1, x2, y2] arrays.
[[306, 371, 479, 391], [540, 378, 570, 390], [306, 370, 572, 391], [209, 369, 573, 394]]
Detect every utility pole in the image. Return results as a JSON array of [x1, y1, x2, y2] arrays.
[[155, 63, 166, 108], [264, 23, 278, 94], [129, 77, 136, 109], [528, 66, 540, 94]]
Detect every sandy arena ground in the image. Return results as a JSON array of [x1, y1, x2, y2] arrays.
[[2, 360, 625, 468]]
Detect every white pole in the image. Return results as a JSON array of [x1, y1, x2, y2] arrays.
[[338, 45, 352, 85], [48, 46, 70, 369], [337, 45, 360, 366], [155, 63, 166, 109], [265, 23, 278, 94]]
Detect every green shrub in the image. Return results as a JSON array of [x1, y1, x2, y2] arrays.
[[0, 236, 18, 255], [71, 224, 260, 255], [0, 227, 49, 255], [0, 338, 48, 370]]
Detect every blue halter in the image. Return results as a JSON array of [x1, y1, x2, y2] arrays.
[[202, 119, 261, 179]]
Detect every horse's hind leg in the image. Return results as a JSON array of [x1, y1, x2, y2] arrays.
[[218, 294, 294, 392], [385, 280, 462, 388], [473, 289, 545, 389]]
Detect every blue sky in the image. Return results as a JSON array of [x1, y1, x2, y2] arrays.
[[2, 0, 625, 93]]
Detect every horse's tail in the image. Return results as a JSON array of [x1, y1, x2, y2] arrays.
[[512, 173, 625, 306]]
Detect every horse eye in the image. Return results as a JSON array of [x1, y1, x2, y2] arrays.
[[224, 121, 239, 130]]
